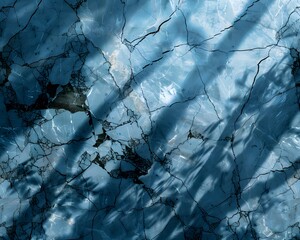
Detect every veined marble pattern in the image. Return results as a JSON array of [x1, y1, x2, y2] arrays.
[[0, 0, 300, 239]]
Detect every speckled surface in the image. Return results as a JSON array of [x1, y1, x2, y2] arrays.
[[0, 0, 300, 239]]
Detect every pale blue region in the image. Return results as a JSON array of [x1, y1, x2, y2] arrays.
[[0, 0, 300, 239]]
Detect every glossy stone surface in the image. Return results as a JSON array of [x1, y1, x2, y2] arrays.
[[0, 0, 300, 239]]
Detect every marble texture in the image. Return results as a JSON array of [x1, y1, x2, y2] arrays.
[[0, 0, 300, 239]]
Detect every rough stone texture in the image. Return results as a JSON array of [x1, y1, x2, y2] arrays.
[[0, 0, 300, 239]]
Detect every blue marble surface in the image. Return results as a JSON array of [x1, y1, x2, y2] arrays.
[[0, 0, 300, 239]]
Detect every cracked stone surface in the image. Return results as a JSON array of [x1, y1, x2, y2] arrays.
[[0, 0, 300, 239]]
